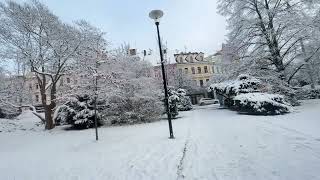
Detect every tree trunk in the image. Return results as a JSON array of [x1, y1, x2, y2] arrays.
[[44, 105, 54, 129], [45, 82, 57, 130], [38, 74, 55, 130]]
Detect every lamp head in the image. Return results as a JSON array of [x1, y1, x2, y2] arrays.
[[149, 10, 164, 23]]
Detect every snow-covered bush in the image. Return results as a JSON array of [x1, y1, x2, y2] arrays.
[[168, 93, 179, 118], [100, 57, 163, 125], [296, 85, 320, 100], [63, 46, 164, 126], [104, 95, 163, 125], [260, 72, 300, 106], [209, 74, 293, 115], [176, 89, 192, 111], [54, 105, 74, 126], [233, 93, 292, 115], [210, 74, 261, 96], [54, 95, 104, 129], [209, 74, 262, 107], [0, 106, 21, 119]]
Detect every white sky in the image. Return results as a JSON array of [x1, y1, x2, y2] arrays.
[[2, 0, 227, 65]]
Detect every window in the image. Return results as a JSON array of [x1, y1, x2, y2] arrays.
[[36, 84, 39, 89], [200, 80, 204, 87], [206, 79, 209, 82], [35, 95, 39, 102], [178, 68, 182, 74], [212, 66, 215, 73], [191, 67, 195, 74], [29, 84, 32, 90], [197, 67, 201, 74], [204, 66, 208, 73], [60, 79, 64, 86], [67, 78, 70, 83], [184, 68, 188, 74]]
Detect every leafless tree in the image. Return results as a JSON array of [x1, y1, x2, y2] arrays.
[[0, 1, 84, 129], [218, 0, 320, 83]]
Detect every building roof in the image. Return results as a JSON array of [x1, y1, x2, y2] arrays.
[[173, 52, 204, 56]]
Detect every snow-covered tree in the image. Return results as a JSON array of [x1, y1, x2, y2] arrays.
[[217, 0, 320, 82], [56, 21, 109, 102], [176, 89, 193, 111], [59, 40, 163, 125], [167, 89, 179, 118], [288, 10, 320, 87], [217, 0, 320, 102], [100, 50, 163, 124], [0, 68, 33, 118], [0, 1, 94, 129], [173, 72, 198, 91], [54, 94, 104, 129]]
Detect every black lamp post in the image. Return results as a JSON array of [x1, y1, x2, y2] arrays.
[[94, 60, 99, 141], [149, 10, 174, 139]]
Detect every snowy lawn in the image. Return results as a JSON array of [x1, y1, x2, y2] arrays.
[[1, 100, 320, 180]]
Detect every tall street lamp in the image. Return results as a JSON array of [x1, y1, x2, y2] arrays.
[[149, 10, 174, 139], [94, 59, 99, 141]]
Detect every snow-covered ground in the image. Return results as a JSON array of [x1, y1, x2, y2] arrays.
[[1, 100, 320, 180]]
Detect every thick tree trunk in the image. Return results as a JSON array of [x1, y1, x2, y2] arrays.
[[44, 105, 54, 129], [38, 74, 55, 130], [45, 83, 57, 130]]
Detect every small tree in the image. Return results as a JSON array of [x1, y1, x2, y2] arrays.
[[176, 88, 193, 111], [168, 89, 179, 118], [54, 95, 104, 129]]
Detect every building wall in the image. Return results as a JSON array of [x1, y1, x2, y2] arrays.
[[173, 52, 214, 87], [176, 62, 213, 87]]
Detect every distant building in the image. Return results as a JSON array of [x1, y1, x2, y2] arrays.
[[174, 52, 213, 88], [151, 52, 217, 104]]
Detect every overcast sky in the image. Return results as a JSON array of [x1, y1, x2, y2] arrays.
[[6, 0, 227, 64]]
